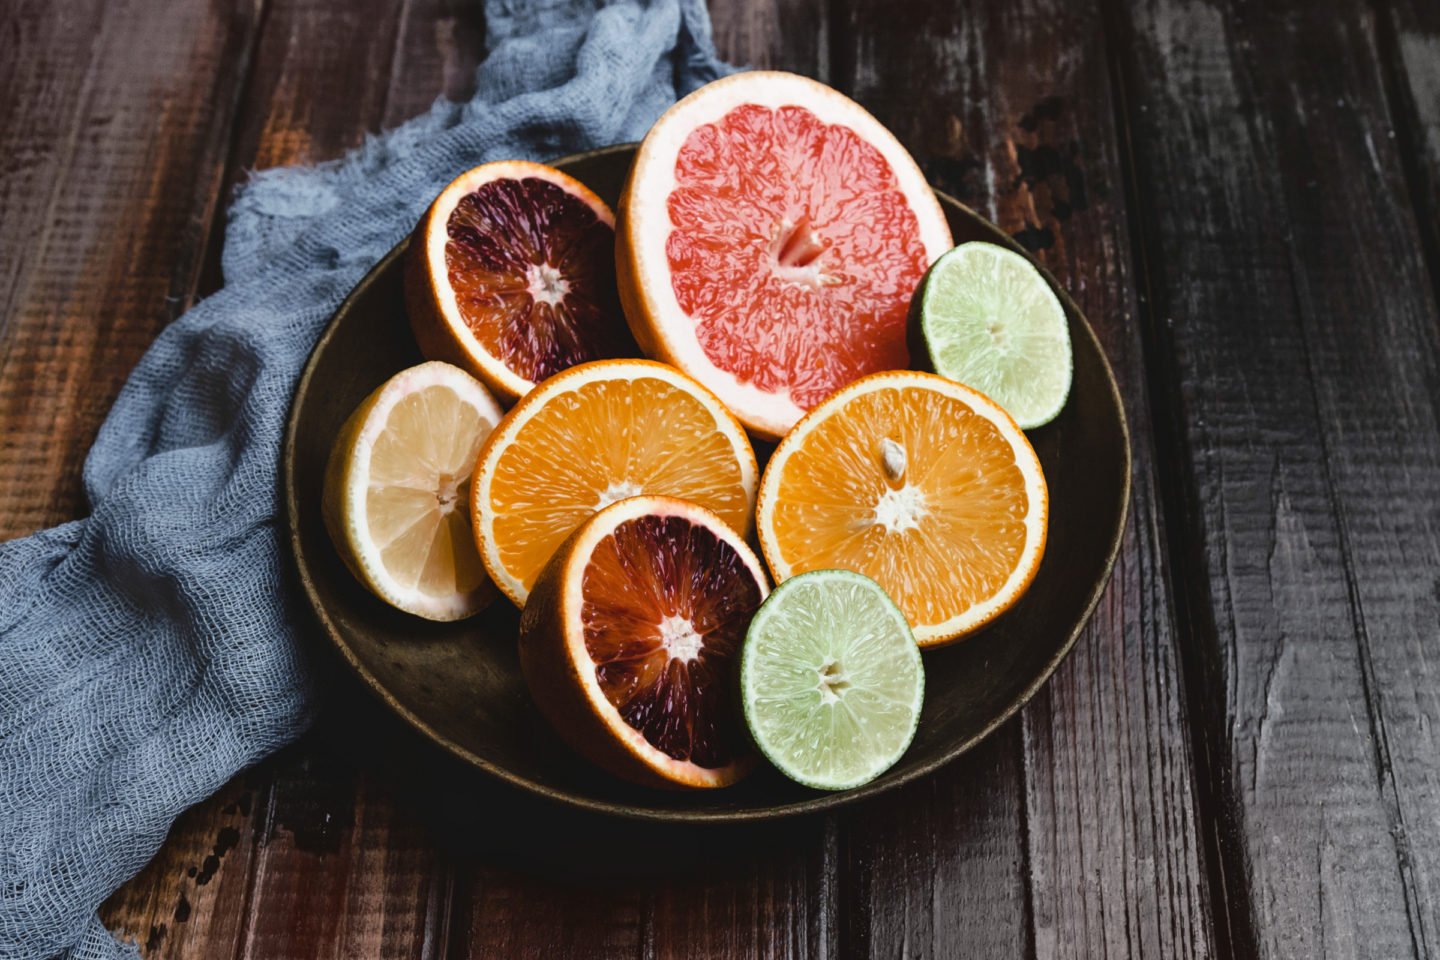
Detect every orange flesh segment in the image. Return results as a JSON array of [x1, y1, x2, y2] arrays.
[[445, 176, 631, 382], [580, 514, 762, 768], [666, 104, 929, 409], [488, 377, 751, 593], [769, 386, 1029, 628]]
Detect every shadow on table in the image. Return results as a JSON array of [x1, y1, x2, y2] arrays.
[[283, 624, 832, 882]]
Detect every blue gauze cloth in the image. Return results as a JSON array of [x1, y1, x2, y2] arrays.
[[0, 2, 728, 957]]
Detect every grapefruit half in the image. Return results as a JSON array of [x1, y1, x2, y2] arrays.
[[616, 72, 954, 439]]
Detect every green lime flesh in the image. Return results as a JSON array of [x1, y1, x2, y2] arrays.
[[914, 241, 1073, 429], [740, 570, 924, 791]]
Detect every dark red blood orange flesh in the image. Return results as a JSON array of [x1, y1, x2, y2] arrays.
[[664, 104, 931, 410], [445, 177, 632, 383], [580, 514, 763, 769]]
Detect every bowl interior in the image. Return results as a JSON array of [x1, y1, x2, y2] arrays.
[[284, 144, 1129, 822]]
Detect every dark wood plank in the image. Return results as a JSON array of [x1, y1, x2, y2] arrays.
[[836, 0, 1217, 955], [381, 0, 488, 124], [0, 0, 260, 540], [709, 0, 827, 77], [648, 819, 835, 960], [0, 3, 263, 955], [1377, 0, 1440, 311], [97, 777, 265, 960], [842, 728, 1032, 958], [102, 1, 485, 955], [1111, 0, 1440, 954], [235, 733, 450, 960]]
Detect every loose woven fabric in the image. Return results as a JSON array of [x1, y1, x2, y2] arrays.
[[0, 3, 727, 957]]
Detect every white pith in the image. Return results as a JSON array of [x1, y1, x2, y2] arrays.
[[872, 484, 928, 534], [558, 496, 771, 782], [342, 362, 503, 620], [473, 360, 759, 606], [625, 72, 954, 439], [594, 479, 643, 511], [424, 161, 613, 399], [757, 372, 1048, 645], [526, 262, 570, 306], [658, 615, 704, 663]]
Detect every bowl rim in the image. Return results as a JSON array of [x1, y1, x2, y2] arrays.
[[282, 142, 1132, 823]]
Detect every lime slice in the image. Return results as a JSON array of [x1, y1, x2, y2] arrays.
[[740, 569, 923, 790], [911, 241, 1072, 429]]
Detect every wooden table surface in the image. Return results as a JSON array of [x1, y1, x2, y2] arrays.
[[4, 0, 1439, 956]]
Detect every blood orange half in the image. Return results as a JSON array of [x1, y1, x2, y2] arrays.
[[518, 496, 769, 789], [407, 161, 637, 403], [616, 72, 954, 439]]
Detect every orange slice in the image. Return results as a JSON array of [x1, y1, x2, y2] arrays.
[[755, 370, 1047, 647], [616, 71, 953, 439], [407, 161, 637, 403], [519, 496, 768, 788], [472, 358, 758, 607]]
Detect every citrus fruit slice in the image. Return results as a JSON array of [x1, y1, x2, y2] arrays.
[[616, 71, 954, 439], [910, 241, 1073, 429], [407, 160, 636, 403], [518, 496, 769, 788], [473, 359, 758, 607], [755, 370, 1047, 647], [741, 569, 923, 790], [322, 361, 503, 621]]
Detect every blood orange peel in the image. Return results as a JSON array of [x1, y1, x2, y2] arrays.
[[407, 161, 635, 403], [617, 71, 953, 439], [518, 495, 769, 789]]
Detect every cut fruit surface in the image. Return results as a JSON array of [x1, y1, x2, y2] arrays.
[[473, 359, 758, 607], [756, 370, 1048, 647], [617, 71, 953, 439], [518, 496, 769, 788], [741, 569, 923, 791], [322, 361, 503, 621], [407, 160, 636, 403], [911, 241, 1073, 429]]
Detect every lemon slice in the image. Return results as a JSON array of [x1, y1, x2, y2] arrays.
[[322, 361, 503, 620]]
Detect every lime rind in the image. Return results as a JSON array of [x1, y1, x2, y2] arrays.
[[740, 569, 924, 791], [917, 241, 1073, 429]]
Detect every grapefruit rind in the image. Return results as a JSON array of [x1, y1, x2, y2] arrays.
[[472, 358, 760, 608], [618, 71, 954, 440], [518, 495, 768, 789], [755, 370, 1048, 647], [407, 160, 617, 403]]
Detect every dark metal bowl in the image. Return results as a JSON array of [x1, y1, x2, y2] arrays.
[[283, 144, 1130, 823]]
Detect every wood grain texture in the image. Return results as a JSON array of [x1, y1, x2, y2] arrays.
[[0, 0, 260, 540], [101, 1, 484, 955], [836, 0, 1216, 955], [1378, 0, 1440, 312], [709, 0, 827, 77], [841, 727, 1032, 959], [1111, 0, 1440, 955]]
